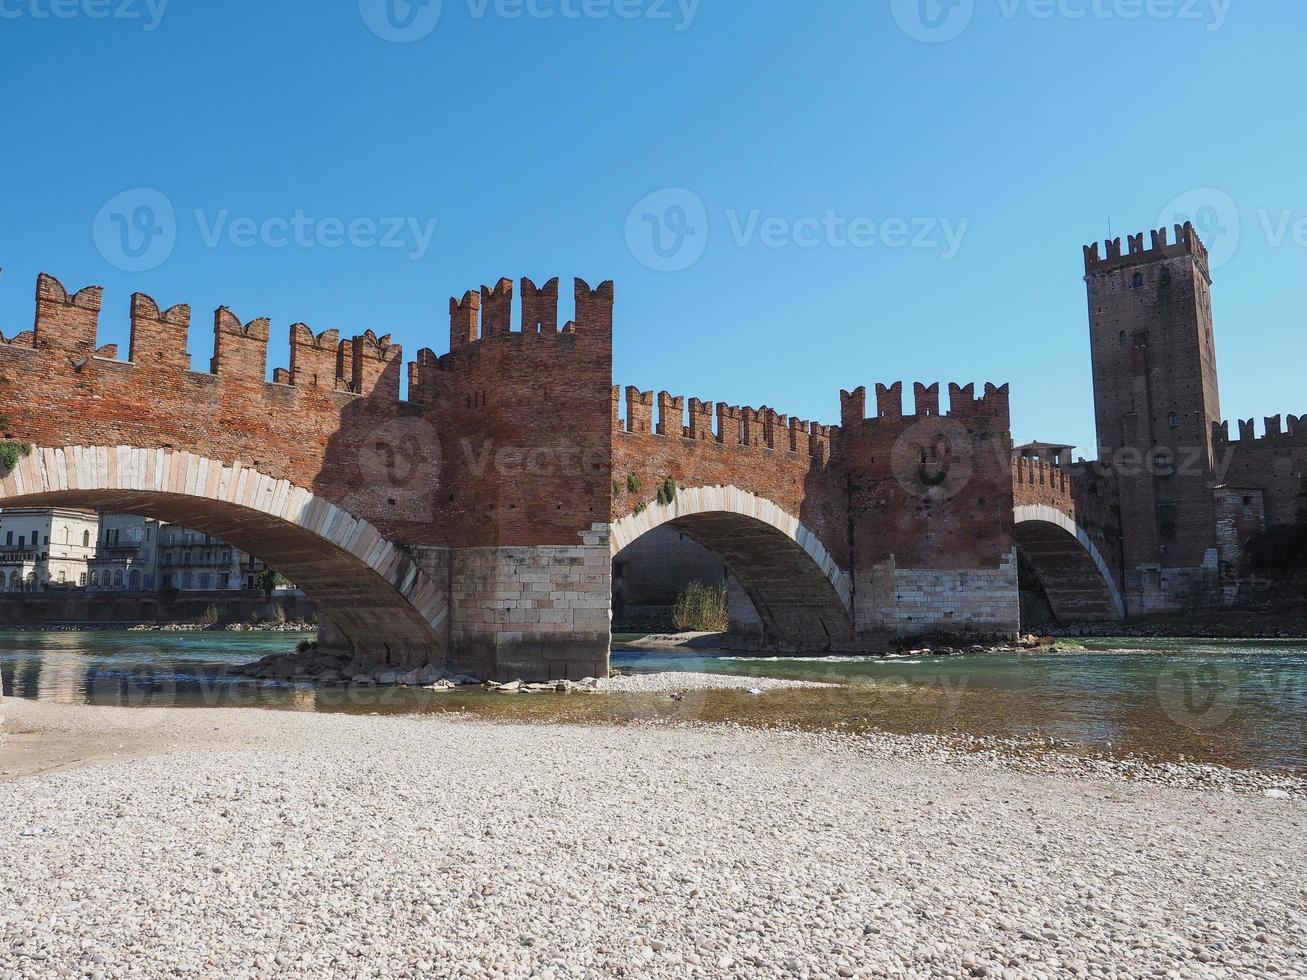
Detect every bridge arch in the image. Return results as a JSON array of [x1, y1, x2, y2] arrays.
[[1013, 504, 1124, 623], [610, 485, 854, 649], [0, 446, 448, 663]]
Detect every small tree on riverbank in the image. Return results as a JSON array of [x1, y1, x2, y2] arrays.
[[258, 568, 288, 601], [673, 580, 729, 633]]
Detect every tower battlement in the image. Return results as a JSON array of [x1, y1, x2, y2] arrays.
[[447, 277, 613, 352], [839, 381, 1010, 427], [1083, 222, 1210, 279]]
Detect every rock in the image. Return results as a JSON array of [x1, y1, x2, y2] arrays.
[[1264, 789, 1290, 800]]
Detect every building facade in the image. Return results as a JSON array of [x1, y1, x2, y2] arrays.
[[0, 509, 267, 595], [0, 508, 99, 591]]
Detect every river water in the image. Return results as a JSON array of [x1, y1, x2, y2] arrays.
[[3, 630, 1305, 773]]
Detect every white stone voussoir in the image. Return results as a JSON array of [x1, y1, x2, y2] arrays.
[[610, 484, 854, 614]]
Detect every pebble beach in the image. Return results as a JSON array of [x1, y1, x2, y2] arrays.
[[2, 697, 1303, 979]]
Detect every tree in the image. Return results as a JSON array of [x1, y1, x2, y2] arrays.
[[257, 567, 288, 601]]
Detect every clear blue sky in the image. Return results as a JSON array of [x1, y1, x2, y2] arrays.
[[2, 0, 1303, 455]]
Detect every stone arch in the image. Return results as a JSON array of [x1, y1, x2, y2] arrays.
[[610, 486, 854, 650], [1013, 504, 1125, 622], [0, 446, 448, 664]]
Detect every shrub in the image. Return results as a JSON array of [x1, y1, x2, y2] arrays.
[[0, 441, 32, 474], [202, 603, 221, 626], [673, 580, 729, 632], [612, 479, 624, 496], [656, 477, 677, 507], [1247, 524, 1307, 582], [626, 473, 641, 494]]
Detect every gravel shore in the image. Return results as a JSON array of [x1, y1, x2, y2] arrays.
[[1, 700, 1304, 979], [600, 671, 836, 693]]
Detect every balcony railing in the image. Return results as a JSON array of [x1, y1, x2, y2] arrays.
[[160, 556, 234, 568], [158, 534, 208, 547]]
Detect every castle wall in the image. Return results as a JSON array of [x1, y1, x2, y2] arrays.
[[840, 382, 1020, 639]]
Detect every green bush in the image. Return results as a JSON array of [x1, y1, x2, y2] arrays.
[[626, 473, 641, 494], [673, 580, 729, 632], [202, 603, 221, 626], [656, 477, 677, 507], [1247, 524, 1307, 582], [612, 479, 624, 496], [0, 441, 32, 474]]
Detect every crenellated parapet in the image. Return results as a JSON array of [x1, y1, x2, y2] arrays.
[[613, 385, 839, 464], [129, 293, 192, 371], [840, 380, 1010, 428], [211, 308, 271, 380], [1083, 222, 1210, 280], [1212, 414, 1306, 447], [445, 276, 611, 353]]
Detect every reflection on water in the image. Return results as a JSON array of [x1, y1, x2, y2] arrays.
[[3, 630, 1306, 773]]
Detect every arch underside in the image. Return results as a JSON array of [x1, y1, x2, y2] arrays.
[[610, 487, 855, 651], [1013, 511, 1124, 623], [1, 445, 447, 666]]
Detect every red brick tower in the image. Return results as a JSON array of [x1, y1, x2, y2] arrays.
[[1083, 223, 1221, 613]]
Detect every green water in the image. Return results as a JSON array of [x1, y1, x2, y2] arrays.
[[3, 630, 1305, 773]]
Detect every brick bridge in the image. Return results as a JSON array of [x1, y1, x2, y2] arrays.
[[0, 274, 1122, 681]]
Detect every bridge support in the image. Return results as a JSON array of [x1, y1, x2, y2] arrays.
[[442, 528, 613, 682]]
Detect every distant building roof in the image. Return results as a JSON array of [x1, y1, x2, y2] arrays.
[[1015, 441, 1076, 454]]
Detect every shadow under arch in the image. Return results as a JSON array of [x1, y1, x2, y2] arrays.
[[610, 486, 855, 650], [1014, 504, 1125, 623], [0, 446, 448, 664]]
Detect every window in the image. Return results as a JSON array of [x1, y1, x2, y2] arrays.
[[1132, 272, 1144, 288], [1168, 413, 1179, 428], [79, 573, 87, 587], [129, 570, 142, 590], [113, 569, 124, 588], [5, 531, 11, 546], [200, 573, 211, 589], [57, 570, 66, 584], [83, 529, 90, 548], [17, 535, 24, 549]]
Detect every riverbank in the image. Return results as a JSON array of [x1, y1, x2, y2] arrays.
[[1043, 605, 1307, 640], [1, 700, 1302, 978]]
